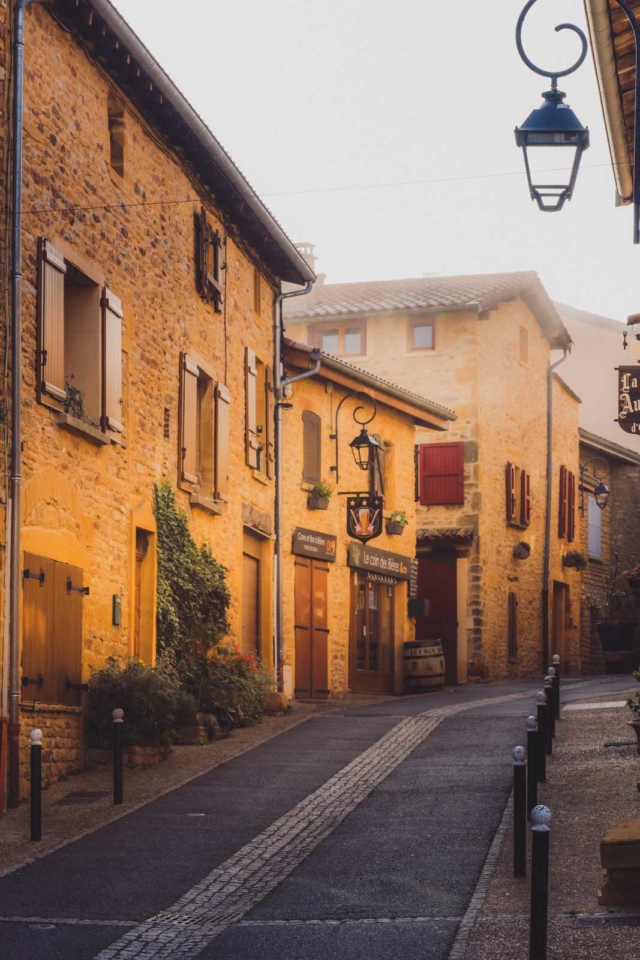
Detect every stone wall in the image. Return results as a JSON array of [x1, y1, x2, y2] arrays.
[[19, 703, 83, 798]]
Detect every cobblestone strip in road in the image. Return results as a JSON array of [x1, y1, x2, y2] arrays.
[[92, 685, 594, 960]]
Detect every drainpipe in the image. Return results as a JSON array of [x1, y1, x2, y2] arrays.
[[542, 349, 568, 674], [273, 282, 315, 693], [7, 0, 44, 809]]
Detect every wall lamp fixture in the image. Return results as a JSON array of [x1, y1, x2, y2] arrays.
[[579, 457, 610, 516]]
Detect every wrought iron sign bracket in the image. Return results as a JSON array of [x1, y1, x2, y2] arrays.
[[611, 0, 640, 243], [329, 391, 377, 483], [67, 577, 89, 596]]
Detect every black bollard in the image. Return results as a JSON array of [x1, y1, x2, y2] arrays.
[[527, 716, 538, 819], [536, 692, 547, 783], [529, 804, 552, 960], [546, 669, 556, 740], [513, 746, 527, 877], [544, 678, 553, 755], [552, 654, 561, 720], [30, 729, 43, 842], [113, 708, 124, 805]]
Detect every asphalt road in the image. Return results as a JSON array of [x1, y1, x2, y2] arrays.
[[0, 675, 633, 960]]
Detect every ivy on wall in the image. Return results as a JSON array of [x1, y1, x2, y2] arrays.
[[153, 481, 230, 661]]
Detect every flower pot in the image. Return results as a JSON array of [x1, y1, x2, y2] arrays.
[[386, 521, 405, 536], [308, 495, 329, 510], [597, 621, 636, 653], [628, 720, 640, 756]]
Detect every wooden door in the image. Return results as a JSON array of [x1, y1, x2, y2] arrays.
[[294, 558, 329, 699], [416, 552, 458, 685], [242, 552, 260, 657], [350, 577, 395, 694]]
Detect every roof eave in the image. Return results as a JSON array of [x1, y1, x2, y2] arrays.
[[579, 427, 640, 464]]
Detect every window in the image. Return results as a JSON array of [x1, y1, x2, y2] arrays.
[[37, 238, 123, 436], [418, 442, 465, 506], [107, 93, 125, 177], [253, 268, 262, 315], [506, 463, 531, 526], [558, 466, 576, 541], [508, 592, 518, 660], [179, 353, 231, 501], [311, 322, 366, 357], [302, 411, 321, 484], [197, 208, 224, 313], [519, 326, 529, 363], [245, 347, 273, 476], [410, 319, 435, 351], [587, 495, 602, 558], [22, 552, 84, 706]]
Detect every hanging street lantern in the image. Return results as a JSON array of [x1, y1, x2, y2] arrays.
[[349, 426, 382, 471], [592, 480, 610, 511], [514, 0, 590, 212], [579, 457, 610, 515]]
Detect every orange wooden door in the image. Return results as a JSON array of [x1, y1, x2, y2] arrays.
[[242, 552, 260, 657], [294, 559, 329, 699]]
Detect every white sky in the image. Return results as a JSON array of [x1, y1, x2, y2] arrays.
[[114, 0, 639, 321]]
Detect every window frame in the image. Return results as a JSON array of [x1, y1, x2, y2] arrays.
[[587, 493, 602, 559], [179, 350, 230, 502], [409, 317, 435, 352], [506, 462, 531, 528], [197, 208, 224, 313], [311, 320, 366, 358]]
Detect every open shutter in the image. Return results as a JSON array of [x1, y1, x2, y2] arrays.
[[414, 446, 420, 501], [419, 442, 465, 506], [101, 288, 123, 433], [505, 462, 517, 522], [55, 561, 84, 707], [212, 231, 224, 313], [197, 207, 209, 300], [558, 465, 567, 538], [245, 347, 259, 469], [265, 365, 274, 479], [520, 470, 531, 526], [302, 411, 321, 483], [214, 382, 231, 501], [38, 238, 67, 401], [567, 471, 576, 543], [22, 554, 54, 705], [180, 355, 199, 485]]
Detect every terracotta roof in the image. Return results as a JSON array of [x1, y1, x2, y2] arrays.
[[579, 428, 640, 465], [284, 272, 571, 349]]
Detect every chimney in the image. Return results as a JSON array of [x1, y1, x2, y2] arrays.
[[295, 243, 326, 286]]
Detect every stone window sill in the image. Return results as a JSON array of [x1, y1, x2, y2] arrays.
[[57, 413, 111, 446], [190, 493, 227, 516], [301, 481, 315, 492], [252, 469, 269, 485]]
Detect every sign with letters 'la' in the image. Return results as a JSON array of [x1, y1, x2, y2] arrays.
[[616, 366, 640, 435]]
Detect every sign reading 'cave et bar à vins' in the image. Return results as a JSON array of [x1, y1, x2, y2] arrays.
[[292, 528, 337, 562], [616, 366, 640, 435]]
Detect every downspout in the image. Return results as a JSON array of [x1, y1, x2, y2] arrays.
[[273, 283, 315, 693], [542, 349, 568, 675], [7, 0, 44, 809]]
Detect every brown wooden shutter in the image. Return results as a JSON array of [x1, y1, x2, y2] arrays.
[[508, 592, 518, 660], [265, 365, 274, 479], [214, 382, 231, 501], [558, 465, 567, 538], [505, 462, 517, 522], [38, 238, 67, 401], [520, 470, 531, 526], [180, 355, 199, 485], [22, 554, 54, 704], [101, 288, 123, 433], [55, 561, 84, 707], [245, 347, 259, 469], [212, 231, 224, 313], [302, 411, 321, 483], [197, 207, 209, 300], [419, 442, 465, 506], [567, 471, 576, 543]]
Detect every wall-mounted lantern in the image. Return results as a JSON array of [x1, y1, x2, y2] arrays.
[[579, 457, 610, 515], [349, 425, 382, 472]]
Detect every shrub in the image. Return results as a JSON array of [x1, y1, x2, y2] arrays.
[[310, 480, 333, 500], [562, 550, 588, 571], [180, 648, 272, 728], [85, 658, 196, 747]]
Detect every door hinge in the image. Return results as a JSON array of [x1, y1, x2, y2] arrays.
[[66, 677, 89, 692], [22, 673, 44, 690], [67, 577, 89, 596], [23, 568, 45, 586]]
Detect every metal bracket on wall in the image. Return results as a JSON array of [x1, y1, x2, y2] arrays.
[[23, 567, 44, 586], [66, 677, 89, 692], [67, 577, 90, 596], [21, 673, 44, 690]]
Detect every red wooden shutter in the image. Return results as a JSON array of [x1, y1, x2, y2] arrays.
[[101, 288, 123, 433], [38, 238, 67, 401], [245, 347, 259, 468], [508, 592, 518, 660], [505, 462, 517, 522], [265, 365, 274, 479], [414, 446, 420, 501], [419, 442, 465, 506], [520, 470, 531, 526], [558, 465, 567, 538], [214, 382, 231, 501], [180, 355, 199, 485], [567, 471, 576, 542]]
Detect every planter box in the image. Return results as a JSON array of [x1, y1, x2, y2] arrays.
[[385, 522, 405, 536], [597, 621, 636, 653], [307, 495, 329, 510]]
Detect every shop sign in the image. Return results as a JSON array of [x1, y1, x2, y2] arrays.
[[348, 541, 412, 581], [346, 494, 384, 543], [292, 527, 337, 562], [616, 366, 640, 435], [410, 559, 418, 599]]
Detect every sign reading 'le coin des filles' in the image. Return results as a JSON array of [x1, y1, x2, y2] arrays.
[[348, 541, 412, 581], [292, 528, 337, 562], [616, 366, 640, 435]]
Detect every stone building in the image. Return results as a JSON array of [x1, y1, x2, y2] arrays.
[[284, 271, 582, 682], [0, 0, 314, 801], [281, 340, 455, 699]]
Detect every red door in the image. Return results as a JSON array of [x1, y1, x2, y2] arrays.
[[416, 551, 458, 685]]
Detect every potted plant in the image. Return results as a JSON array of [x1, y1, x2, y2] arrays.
[[622, 563, 640, 607], [308, 480, 332, 510], [587, 580, 636, 653], [386, 510, 408, 536], [562, 550, 588, 571], [626, 672, 640, 754]]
